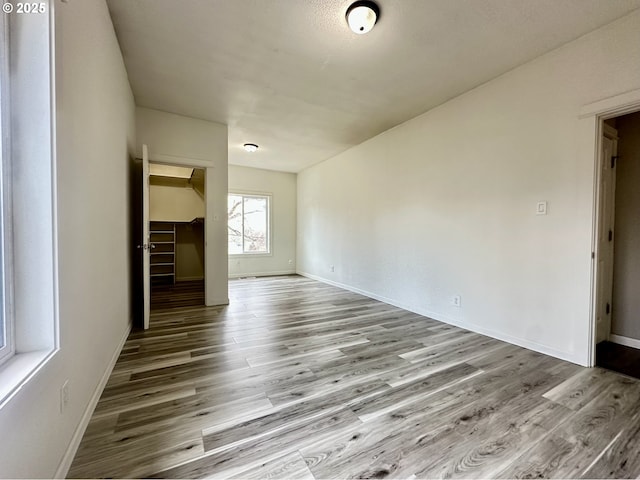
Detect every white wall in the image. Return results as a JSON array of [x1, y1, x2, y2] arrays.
[[176, 223, 205, 281], [0, 0, 136, 477], [612, 112, 640, 340], [136, 107, 228, 305], [229, 165, 297, 278], [297, 10, 640, 367], [150, 184, 205, 222]]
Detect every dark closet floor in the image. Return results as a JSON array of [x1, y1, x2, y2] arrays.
[[151, 279, 205, 310], [596, 341, 640, 379]]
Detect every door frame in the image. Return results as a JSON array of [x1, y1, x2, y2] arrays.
[[593, 125, 618, 345], [584, 89, 640, 366], [142, 145, 151, 329], [141, 147, 227, 307], [147, 160, 207, 306]]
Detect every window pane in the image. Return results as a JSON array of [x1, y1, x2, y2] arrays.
[[228, 194, 269, 255], [243, 197, 267, 253], [228, 195, 243, 255]]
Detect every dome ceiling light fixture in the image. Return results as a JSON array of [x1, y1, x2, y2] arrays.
[[243, 143, 259, 153], [346, 1, 379, 35]]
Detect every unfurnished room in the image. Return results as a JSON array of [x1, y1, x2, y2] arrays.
[[2, 0, 640, 478]]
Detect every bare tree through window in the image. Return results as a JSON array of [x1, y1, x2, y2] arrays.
[[228, 194, 269, 254]]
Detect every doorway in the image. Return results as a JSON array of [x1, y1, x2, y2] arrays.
[[148, 163, 206, 310], [594, 110, 640, 378]]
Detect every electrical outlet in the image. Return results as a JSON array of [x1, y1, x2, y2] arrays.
[[536, 201, 547, 215], [60, 380, 69, 413], [288, 259, 293, 265], [452, 295, 461, 307], [330, 265, 335, 273]]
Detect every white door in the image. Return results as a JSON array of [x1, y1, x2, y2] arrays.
[[142, 144, 151, 329], [595, 129, 617, 343]]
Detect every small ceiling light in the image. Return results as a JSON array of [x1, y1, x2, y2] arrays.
[[243, 143, 259, 153], [346, 1, 379, 35]]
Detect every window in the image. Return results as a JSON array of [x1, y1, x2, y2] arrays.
[[228, 193, 270, 254], [0, 13, 12, 367], [0, 1, 57, 405]]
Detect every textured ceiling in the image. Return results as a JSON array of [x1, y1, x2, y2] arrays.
[[107, 0, 640, 172]]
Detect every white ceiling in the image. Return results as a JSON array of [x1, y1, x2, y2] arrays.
[[107, 0, 640, 173]]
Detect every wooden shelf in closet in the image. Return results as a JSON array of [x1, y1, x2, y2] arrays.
[[150, 221, 175, 284]]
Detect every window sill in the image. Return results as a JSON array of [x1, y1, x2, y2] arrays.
[[229, 252, 273, 258], [0, 349, 57, 409]]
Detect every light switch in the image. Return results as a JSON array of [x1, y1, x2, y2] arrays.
[[536, 201, 547, 215]]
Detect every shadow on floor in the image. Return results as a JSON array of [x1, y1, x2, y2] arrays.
[[151, 279, 205, 310], [596, 341, 640, 380]]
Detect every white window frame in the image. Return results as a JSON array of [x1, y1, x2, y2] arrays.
[[0, 12, 14, 367], [228, 192, 271, 256], [0, 0, 58, 407]]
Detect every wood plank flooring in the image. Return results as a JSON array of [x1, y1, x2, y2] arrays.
[[68, 275, 640, 479], [151, 279, 205, 310]]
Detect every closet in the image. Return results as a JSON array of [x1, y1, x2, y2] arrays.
[[149, 164, 205, 308]]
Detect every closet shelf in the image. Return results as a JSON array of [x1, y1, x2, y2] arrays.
[[150, 221, 176, 285]]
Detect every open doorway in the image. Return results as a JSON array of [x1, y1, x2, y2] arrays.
[[594, 110, 640, 377], [149, 163, 206, 310]]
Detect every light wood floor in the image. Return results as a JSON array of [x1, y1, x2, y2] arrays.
[[68, 275, 640, 479]]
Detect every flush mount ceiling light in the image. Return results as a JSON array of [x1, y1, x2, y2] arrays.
[[243, 143, 259, 153], [346, 1, 379, 34]]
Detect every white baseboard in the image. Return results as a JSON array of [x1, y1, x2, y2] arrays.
[[206, 297, 230, 306], [228, 270, 296, 279], [55, 323, 131, 479], [297, 270, 584, 366], [609, 333, 640, 350]]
